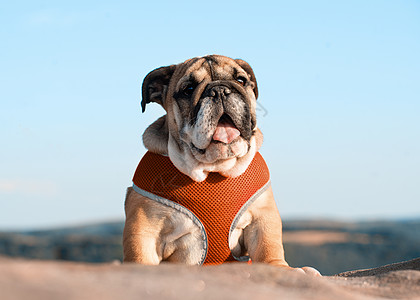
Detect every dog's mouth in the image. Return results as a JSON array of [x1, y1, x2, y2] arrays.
[[212, 114, 241, 144], [191, 114, 241, 154]]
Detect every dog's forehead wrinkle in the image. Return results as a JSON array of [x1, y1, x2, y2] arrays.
[[204, 55, 219, 64], [233, 68, 239, 78], [206, 59, 216, 81], [177, 63, 210, 91], [193, 68, 210, 83], [186, 57, 208, 72], [212, 64, 237, 81]]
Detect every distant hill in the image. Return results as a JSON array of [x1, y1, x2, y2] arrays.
[[1, 219, 419, 275], [282, 219, 420, 274]]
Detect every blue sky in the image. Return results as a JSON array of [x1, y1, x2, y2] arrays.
[[1, 0, 419, 229]]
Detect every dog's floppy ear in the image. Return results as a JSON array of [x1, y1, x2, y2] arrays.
[[235, 59, 258, 100], [141, 65, 176, 112]]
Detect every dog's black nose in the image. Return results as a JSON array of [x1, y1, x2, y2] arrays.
[[209, 85, 231, 99]]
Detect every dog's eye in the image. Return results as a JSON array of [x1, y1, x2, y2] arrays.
[[236, 76, 247, 86], [183, 84, 195, 96]]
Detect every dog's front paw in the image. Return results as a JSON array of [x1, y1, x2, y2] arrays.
[[289, 266, 322, 277], [269, 261, 322, 276]]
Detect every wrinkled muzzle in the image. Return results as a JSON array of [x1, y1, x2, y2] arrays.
[[189, 83, 253, 151]]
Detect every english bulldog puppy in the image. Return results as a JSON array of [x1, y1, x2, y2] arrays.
[[123, 55, 320, 275]]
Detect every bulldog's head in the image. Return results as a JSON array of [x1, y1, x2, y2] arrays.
[[141, 55, 263, 182]]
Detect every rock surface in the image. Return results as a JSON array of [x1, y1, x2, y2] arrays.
[[1, 257, 419, 300]]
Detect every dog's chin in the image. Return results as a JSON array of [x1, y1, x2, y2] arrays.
[[168, 128, 262, 182], [190, 137, 250, 164]]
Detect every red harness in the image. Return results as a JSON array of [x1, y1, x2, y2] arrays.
[[132, 151, 270, 265]]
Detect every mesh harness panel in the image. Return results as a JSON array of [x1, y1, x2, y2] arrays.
[[132, 151, 270, 265]]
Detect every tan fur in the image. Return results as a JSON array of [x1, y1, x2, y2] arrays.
[[124, 55, 320, 276]]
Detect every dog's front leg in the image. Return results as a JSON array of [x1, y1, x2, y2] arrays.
[[243, 186, 321, 276], [123, 231, 161, 264], [243, 186, 289, 267], [123, 188, 163, 264]]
